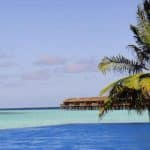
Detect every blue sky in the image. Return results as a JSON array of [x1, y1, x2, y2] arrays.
[[0, 0, 141, 108]]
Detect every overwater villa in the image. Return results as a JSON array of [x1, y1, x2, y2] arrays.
[[60, 96, 136, 110], [60, 97, 106, 110]]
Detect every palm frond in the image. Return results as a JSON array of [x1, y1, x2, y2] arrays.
[[130, 25, 144, 46], [99, 73, 150, 118], [137, 5, 146, 24], [100, 74, 142, 96], [100, 81, 118, 96], [98, 55, 143, 74], [128, 45, 144, 61], [128, 44, 150, 63], [141, 22, 150, 45], [144, 0, 150, 21]]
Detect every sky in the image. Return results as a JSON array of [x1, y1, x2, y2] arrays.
[[0, 0, 141, 108]]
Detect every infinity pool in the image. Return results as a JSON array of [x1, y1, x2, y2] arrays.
[[0, 123, 150, 150]]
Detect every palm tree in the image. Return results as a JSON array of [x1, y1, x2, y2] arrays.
[[99, 0, 150, 74], [98, 0, 150, 120]]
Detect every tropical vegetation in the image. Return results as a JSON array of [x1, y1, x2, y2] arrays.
[[98, 0, 150, 119]]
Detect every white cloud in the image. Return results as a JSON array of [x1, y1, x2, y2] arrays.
[[60, 58, 99, 73], [35, 55, 66, 66], [22, 70, 50, 80], [64, 63, 98, 73]]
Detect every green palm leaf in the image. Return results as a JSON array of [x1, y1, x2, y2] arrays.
[[98, 55, 143, 74], [99, 73, 150, 118]]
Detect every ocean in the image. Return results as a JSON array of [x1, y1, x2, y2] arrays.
[[0, 108, 149, 129]]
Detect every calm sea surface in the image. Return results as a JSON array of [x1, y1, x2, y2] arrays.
[[0, 109, 150, 149], [0, 109, 149, 129]]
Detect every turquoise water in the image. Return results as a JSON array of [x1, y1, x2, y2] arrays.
[[0, 109, 149, 129]]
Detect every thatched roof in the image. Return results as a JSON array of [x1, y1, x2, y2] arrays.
[[63, 96, 107, 103]]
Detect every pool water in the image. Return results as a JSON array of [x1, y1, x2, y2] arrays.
[[0, 123, 150, 150]]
